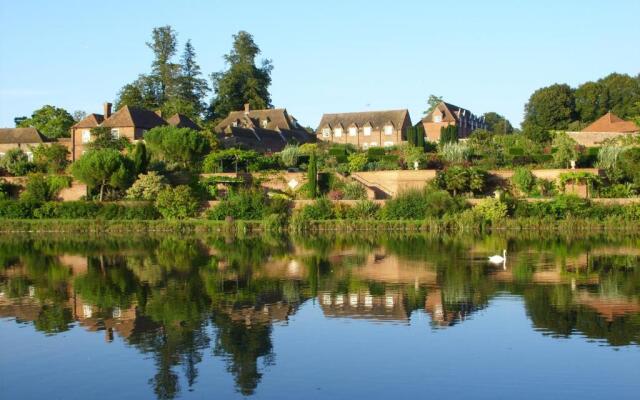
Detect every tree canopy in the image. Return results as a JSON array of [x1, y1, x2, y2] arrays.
[[208, 31, 273, 122], [144, 126, 209, 169], [483, 112, 513, 134], [522, 84, 575, 142], [70, 149, 134, 201], [18, 105, 75, 139]]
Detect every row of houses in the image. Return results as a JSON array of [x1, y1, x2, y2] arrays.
[[1, 101, 638, 161]]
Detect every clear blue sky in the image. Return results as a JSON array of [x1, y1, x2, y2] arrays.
[[1, 0, 639, 129]]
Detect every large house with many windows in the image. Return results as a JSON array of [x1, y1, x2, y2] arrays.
[[70, 102, 199, 161], [421, 101, 486, 142], [315, 109, 411, 149]]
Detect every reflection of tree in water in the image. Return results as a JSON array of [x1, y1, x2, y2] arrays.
[[212, 312, 273, 396]]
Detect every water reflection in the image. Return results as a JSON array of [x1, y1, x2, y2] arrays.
[[1, 234, 639, 398]]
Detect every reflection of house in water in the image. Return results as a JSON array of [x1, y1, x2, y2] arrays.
[[573, 291, 640, 322], [319, 290, 409, 323]]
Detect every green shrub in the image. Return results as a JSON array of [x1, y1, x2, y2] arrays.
[[381, 189, 427, 219], [33, 201, 101, 219], [512, 168, 535, 195], [126, 172, 168, 201], [207, 190, 289, 220], [342, 182, 366, 200], [96, 203, 160, 220], [298, 198, 335, 220], [348, 153, 368, 172], [0, 200, 40, 219], [279, 145, 300, 168], [423, 190, 464, 217], [0, 148, 35, 176], [20, 173, 72, 202], [345, 200, 380, 219], [474, 198, 508, 221], [155, 185, 200, 219]]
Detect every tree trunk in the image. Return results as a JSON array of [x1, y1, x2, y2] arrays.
[[99, 180, 105, 201]]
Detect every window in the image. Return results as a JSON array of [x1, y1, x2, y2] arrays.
[[261, 119, 268, 128], [111, 128, 119, 139], [348, 127, 357, 136], [362, 143, 369, 149], [25, 151, 33, 162], [363, 126, 372, 136], [334, 128, 342, 137], [433, 115, 442, 123], [384, 141, 394, 147], [349, 294, 358, 306], [322, 128, 331, 138], [82, 129, 91, 143], [232, 121, 239, 127], [384, 125, 393, 135]]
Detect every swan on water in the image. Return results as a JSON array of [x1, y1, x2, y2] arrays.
[[488, 249, 506, 264]]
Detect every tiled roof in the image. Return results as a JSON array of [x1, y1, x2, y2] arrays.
[[166, 114, 200, 130], [422, 102, 480, 123], [0, 127, 48, 144], [316, 109, 409, 131], [101, 106, 167, 129], [72, 113, 104, 129], [215, 108, 300, 132], [581, 112, 639, 133]]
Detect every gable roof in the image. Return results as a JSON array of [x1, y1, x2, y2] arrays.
[[316, 109, 410, 132], [422, 102, 479, 123], [73, 113, 104, 129], [166, 114, 200, 130], [0, 127, 48, 144], [101, 106, 167, 129], [215, 108, 301, 132], [581, 112, 639, 133]]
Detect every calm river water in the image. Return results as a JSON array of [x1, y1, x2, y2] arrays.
[[1, 233, 639, 399]]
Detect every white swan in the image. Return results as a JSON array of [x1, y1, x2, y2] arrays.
[[488, 249, 506, 265]]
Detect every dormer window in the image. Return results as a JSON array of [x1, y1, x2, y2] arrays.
[[334, 128, 343, 137], [363, 126, 372, 136], [433, 115, 442, 123], [322, 128, 331, 138], [348, 127, 357, 136], [261, 119, 269, 128], [384, 125, 393, 135]]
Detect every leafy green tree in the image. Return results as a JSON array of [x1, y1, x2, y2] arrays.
[[483, 112, 513, 134], [522, 84, 575, 142], [574, 81, 609, 123], [155, 185, 200, 219], [406, 126, 417, 146], [423, 94, 443, 116], [552, 131, 579, 168], [18, 105, 74, 138], [114, 77, 161, 110], [20, 173, 71, 202], [70, 149, 134, 201], [209, 31, 273, 121], [416, 124, 426, 149], [31, 143, 69, 173], [599, 73, 640, 119], [144, 126, 209, 169], [308, 152, 318, 198], [87, 126, 129, 151], [0, 148, 34, 176], [512, 167, 536, 195]]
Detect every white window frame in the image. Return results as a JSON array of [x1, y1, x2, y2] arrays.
[[348, 127, 357, 136], [322, 128, 331, 138], [363, 126, 372, 136], [111, 128, 120, 139], [334, 128, 342, 137], [434, 115, 442, 123], [82, 129, 91, 144], [384, 125, 393, 136]]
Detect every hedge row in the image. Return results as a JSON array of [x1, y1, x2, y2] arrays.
[[0, 200, 160, 220]]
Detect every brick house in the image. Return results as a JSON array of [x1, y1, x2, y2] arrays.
[[421, 102, 486, 142], [567, 112, 639, 147], [316, 109, 411, 149], [71, 102, 200, 160], [214, 104, 313, 153], [0, 127, 74, 161]]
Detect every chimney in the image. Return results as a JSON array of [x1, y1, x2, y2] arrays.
[[103, 102, 112, 119], [244, 103, 250, 114]]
